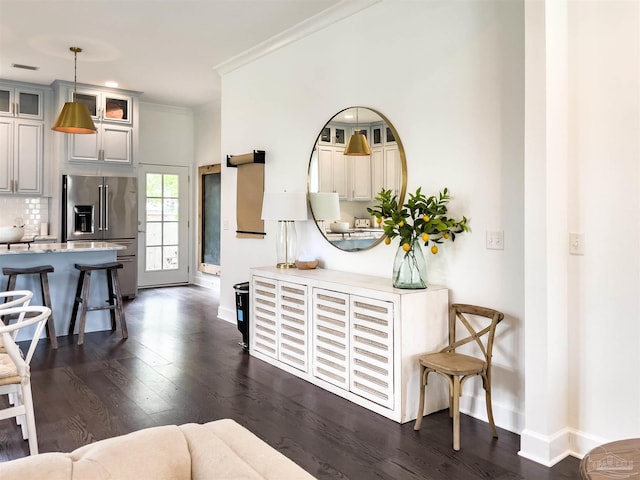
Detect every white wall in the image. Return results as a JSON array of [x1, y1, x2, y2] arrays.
[[568, 0, 640, 451], [219, 0, 525, 433], [192, 99, 222, 290]]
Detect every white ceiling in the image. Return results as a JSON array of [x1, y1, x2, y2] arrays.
[[0, 0, 360, 108]]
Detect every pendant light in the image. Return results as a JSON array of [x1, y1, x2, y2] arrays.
[[51, 47, 97, 134], [344, 107, 371, 156]]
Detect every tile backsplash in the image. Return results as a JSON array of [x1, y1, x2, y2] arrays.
[[0, 197, 50, 236]]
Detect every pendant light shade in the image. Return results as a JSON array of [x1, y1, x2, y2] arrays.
[[344, 107, 371, 156], [52, 47, 96, 134], [344, 130, 371, 156]]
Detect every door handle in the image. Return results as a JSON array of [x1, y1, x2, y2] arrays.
[[104, 184, 109, 231], [98, 185, 103, 230]]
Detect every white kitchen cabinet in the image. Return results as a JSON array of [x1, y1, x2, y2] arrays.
[[250, 266, 450, 423], [318, 145, 347, 199], [69, 124, 132, 164], [70, 87, 133, 125], [52, 81, 140, 168], [0, 118, 43, 195], [251, 275, 309, 372], [319, 145, 372, 201], [0, 82, 44, 120], [372, 145, 402, 198]]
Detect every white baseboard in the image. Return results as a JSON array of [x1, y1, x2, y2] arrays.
[[518, 426, 604, 466], [217, 305, 235, 325]]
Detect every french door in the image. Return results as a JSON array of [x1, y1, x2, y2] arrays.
[[137, 164, 189, 287]]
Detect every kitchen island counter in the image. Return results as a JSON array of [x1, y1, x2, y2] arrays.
[[0, 241, 125, 255], [0, 242, 127, 341]]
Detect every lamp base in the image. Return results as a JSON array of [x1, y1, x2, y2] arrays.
[[276, 262, 296, 269]]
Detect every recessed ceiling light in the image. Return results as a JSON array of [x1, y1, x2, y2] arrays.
[[105, 81, 119, 88], [12, 63, 39, 71]]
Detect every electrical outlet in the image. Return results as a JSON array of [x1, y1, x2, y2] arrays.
[[570, 232, 584, 255], [486, 230, 504, 250]]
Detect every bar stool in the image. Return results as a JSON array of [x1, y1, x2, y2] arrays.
[[68, 262, 128, 346], [3, 265, 58, 349]]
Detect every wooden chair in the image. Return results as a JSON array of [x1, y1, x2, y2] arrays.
[[0, 305, 51, 455], [414, 303, 504, 451]]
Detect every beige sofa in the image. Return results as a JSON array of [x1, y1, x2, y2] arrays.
[[0, 419, 315, 479]]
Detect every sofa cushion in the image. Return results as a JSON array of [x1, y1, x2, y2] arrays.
[[69, 424, 192, 479], [0, 452, 72, 479], [181, 420, 315, 480]]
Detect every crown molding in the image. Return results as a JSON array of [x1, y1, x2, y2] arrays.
[[214, 0, 381, 75]]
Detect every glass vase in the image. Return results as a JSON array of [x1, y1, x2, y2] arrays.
[[392, 239, 427, 289]]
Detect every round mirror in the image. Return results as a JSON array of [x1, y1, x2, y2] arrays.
[[307, 107, 407, 251]]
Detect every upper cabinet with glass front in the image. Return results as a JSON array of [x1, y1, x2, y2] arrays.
[[72, 87, 133, 125], [0, 82, 44, 120]]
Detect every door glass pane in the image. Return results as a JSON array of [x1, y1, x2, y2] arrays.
[[145, 173, 181, 273], [146, 246, 162, 271], [163, 222, 178, 245], [146, 174, 162, 197], [163, 246, 178, 270], [146, 198, 162, 222], [163, 199, 179, 221], [105, 97, 128, 120], [163, 174, 179, 197], [146, 222, 162, 246]]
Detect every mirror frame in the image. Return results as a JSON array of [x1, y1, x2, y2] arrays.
[[307, 106, 407, 252]]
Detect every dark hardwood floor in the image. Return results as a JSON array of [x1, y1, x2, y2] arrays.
[[0, 285, 580, 479]]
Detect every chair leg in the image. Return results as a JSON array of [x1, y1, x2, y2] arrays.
[[77, 271, 92, 346], [6, 274, 16, 292], [106, 269, 117, 331], [69, 270, 86, 336], [485, 376, 498, 438], [111, 269, 128, 340], [21, 383, 39, 455], [414, 364, 427, 430], [39, 272, 58, 349], [452, 375, 461, 451]]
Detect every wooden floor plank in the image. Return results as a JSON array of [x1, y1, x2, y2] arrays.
[[0, 285, 580, 479]]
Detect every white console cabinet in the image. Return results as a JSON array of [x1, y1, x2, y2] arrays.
[[249, 266, 450, 423]]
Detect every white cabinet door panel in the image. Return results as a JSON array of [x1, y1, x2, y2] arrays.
[[251, 276, 278, 357], [350, 295, 394, 408], [313, 288, 349, 389], [277, 281, 308, 371]]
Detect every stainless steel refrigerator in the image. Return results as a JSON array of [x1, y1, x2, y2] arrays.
[[62, 175, 138, 298]]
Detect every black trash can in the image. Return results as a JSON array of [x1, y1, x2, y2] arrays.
[[233, 282, 250, 350]]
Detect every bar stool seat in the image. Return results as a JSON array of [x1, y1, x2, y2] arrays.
[[68, 262, 127, 346], [3, 265, 58, 349]]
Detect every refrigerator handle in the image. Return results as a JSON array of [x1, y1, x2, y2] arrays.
[[105, 184, 110, 231], [98, 184, 103, 231]]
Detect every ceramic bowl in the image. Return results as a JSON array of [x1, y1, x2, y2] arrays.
[[329, 221, 350, 233], [0, 226, 25, 243], [295, 259, 319, 270]]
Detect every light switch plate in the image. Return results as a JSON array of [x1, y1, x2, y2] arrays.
[[486, 230, 504, 250], [570, 232, 584, 255]]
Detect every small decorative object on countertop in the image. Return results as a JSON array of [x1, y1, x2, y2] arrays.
[[295, 259, 319, 270]]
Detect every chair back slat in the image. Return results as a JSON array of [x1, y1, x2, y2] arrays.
[[446, 303, 504, 367], [0, 306, 51, 366]]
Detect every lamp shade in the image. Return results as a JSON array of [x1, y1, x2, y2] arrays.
[[51, 101, 97, 134], [344, 130, 371, 156], [309, 192, 340, 221], [261, 192, 308, 221]]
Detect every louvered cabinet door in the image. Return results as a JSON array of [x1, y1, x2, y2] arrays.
[[277, 281, 309, 371], [251, 276, 278, 358], [312, 288, 349, 389], [349, 295, 394, 408]]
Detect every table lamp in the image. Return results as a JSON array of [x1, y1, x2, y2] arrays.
[[261, 192, 308, 268], [309, 192, 340, 233]]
